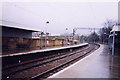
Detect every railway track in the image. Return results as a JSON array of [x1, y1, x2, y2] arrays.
[[2, 44, 99, 79], [2, 45, 88, 76]]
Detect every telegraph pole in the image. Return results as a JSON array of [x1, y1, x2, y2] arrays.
[[72, 27, 100, 44]]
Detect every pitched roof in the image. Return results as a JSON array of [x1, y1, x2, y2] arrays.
[[111, 25, 120, 32]]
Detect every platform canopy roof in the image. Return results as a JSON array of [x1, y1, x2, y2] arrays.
[[111, 25, 120, 32], [1, 21, 40, 32], [1, 2, 41, 32]]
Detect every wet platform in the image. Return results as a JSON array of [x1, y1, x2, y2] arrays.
[[49, 44, 120, 78]]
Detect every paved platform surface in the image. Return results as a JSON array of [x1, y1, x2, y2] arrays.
[[49, 44, 120, 78]]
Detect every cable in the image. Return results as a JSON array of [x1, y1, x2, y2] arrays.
[[8, 2, 42, 20]]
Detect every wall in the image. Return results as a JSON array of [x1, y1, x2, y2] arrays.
[[2, 37, 39, 54], [39, 39, 64, 47], [2, 26, 32, 38], [54, 39, 64, 46], [47, 40, 55, 47]]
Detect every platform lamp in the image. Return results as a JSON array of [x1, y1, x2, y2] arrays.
[[40, 31, 44, 49], [112, 31, 117, 55], [72, 29, 75, 45], [45, 21, 49, 48], [65, 28, 68, 46]]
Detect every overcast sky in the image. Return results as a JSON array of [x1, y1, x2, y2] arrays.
[[1, 1, 118, 35]]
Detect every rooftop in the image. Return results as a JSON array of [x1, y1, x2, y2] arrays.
[[111, 25, 120, 32], [1, 25, 39, 32]]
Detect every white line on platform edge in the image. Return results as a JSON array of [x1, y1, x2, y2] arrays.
[[48, 44, 101, 78]]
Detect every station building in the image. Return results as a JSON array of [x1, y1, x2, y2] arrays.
[[1, 25, 39, 55], [108, 25, 120, 55], [1, 25, 65, 55]]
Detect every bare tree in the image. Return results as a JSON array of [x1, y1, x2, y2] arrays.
[[99, 20, 117, 44], [87, 32, 100, 43]]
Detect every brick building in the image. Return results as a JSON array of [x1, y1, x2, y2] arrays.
[[2, 26, 39, 54], [33, 36, 65, 48]]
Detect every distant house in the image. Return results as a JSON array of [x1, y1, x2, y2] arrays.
[[67, 34, 80, 45], [32, 35, 65, 48], [47, 36, 65, 47]]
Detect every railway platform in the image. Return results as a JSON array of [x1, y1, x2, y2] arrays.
[[1, 43, 88, 57], [49, 44, 120, 78]]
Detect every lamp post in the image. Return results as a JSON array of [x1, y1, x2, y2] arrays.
[[112, 31, 117, 55], [45, 21, 49, 48], [103, 33, 109, 44], [104, 32, 112, 44], [40, 32, 44, 49], [65, 28, 68, 46], [72, 29, 75, 45]]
